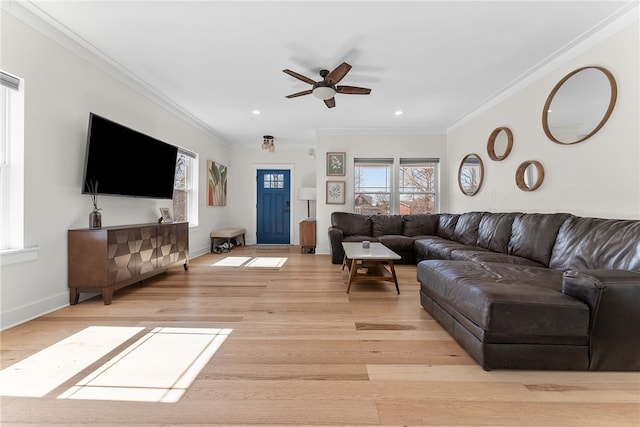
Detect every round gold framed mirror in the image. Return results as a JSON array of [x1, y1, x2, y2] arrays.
[[542, 66, 617, 145], [458, 153, 484, 196], [515, 160, 544, 191], [487, 127, 513, 161]]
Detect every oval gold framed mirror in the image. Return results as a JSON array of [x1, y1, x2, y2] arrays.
[[515, 160, 544, 191], [487, 127, 513, 161], [458, 153, 484, 196], [542, 66, 617, 145]]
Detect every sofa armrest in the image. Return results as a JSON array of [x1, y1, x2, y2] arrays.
[[562, 269, 640, 370], [328, 226, 345, 264]]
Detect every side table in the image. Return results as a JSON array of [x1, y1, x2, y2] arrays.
[[299, 220, 316, 254]]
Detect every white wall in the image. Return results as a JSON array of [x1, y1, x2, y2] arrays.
[[0, 10, 229, 328], [447, 21, 640, 219], [315, 133, 448, 254]]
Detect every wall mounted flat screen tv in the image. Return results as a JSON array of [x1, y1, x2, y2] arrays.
[[82, 113, 178, 199]]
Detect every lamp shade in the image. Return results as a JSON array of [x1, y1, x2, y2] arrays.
[[298, 187, 316, 201]]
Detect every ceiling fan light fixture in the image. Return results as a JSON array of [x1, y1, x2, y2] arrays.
[[312, 86, 336, 100], [262, 135, 275, 152]]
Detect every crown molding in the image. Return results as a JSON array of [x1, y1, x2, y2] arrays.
[[2, 0, 230, 145]]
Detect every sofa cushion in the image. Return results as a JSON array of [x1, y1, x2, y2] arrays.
[[436, 214, 459, 240], [417, 260, 589, 339], [371, 214, 403, 237], [378, 235, 416, 252], [508, 213, 571, 267], [453, 212, 485, 245], [414, 236, 450, 260], [331, 212, 372, 237], [402, 214, 438, 237], [477, 212, 518, 253], [343, 235, 378, 243], [450, 249, 544, 267], [550, 216, 640, 271], [424, 240, 477, 260]]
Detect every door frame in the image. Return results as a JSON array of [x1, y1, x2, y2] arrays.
[[252, 163, 295, 245]]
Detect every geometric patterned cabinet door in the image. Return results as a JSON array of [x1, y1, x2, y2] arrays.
[[68, 222, 189, 305]]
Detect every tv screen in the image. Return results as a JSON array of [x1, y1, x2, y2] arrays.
[[82, 113, 178, 199]]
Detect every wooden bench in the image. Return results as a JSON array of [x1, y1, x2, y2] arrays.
[[210, 227, 246, 252]]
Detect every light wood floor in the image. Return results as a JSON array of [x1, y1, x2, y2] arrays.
[[1, 246, 639, 426]]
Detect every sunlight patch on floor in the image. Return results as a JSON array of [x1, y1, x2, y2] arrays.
[[210, 256, 288, 268], [245, 257, 288, 268], [58, 327, 231, 403], [210, 256, 252, 267], [0, 326, 144, 398]]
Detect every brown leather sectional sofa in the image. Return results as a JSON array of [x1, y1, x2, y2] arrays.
[[328, 211, 640, 371]]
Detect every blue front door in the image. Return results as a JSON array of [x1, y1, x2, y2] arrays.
[[257, 169, 290, 244]]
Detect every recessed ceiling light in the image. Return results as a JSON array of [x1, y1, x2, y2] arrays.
[[252, 110, 261, 115], [394, 110, 403, 116]]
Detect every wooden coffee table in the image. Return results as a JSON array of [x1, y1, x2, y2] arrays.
[[341, 242, 401, 294]]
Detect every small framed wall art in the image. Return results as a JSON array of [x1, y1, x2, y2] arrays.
[[326, 180, 346, 204], [207, 159, 228, 206], [159, 207, 173, 223], [326, 152, 346, 176]]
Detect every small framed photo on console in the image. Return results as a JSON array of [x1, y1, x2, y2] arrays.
[[159, 207, 173, 223]]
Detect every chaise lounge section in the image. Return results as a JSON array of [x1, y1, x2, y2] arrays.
[[328, 211, 640, 370]]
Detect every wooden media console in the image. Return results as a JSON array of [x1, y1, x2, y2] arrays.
[[68, 222, 189, 305]]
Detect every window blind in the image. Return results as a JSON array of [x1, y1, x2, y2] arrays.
[[0, 71, 20, 91], [400, 158, 439, 164]]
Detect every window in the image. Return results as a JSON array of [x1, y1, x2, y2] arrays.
[[399, 158, 439, 214], [354, 158, 392, 215], [354, 157, 439, 215], [173, 149, 198, 225], [1, 70, 24, 251], [263, 173, 284, 189]]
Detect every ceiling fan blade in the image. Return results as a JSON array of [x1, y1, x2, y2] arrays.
[[324, 97, 336, 108], [336, 85, 372, 95], [283, 69, 317, 85], [286, 89, 313, 98], [325, 62, 352, 85]]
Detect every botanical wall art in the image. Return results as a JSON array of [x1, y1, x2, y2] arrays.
[[326, 152, 346, 176], [326, 180, 346, 204], [207, 160, 228, 206]]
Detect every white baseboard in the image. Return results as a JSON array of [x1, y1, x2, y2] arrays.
[[1, 292, 69, 331]]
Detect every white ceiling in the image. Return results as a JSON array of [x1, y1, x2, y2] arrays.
[[21, 0, 637, 149]]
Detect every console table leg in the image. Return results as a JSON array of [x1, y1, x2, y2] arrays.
[[102, 289, 113, 305], [70, 288, 79, 305]]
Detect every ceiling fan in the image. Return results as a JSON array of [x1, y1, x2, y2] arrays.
[[283, 62, 371, 108]]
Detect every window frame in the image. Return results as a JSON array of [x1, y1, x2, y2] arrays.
[[354, 158, 393, 215], [398, 158, 439, 214], [0, 70, 25, 253], [172, 148, 198, 227]]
